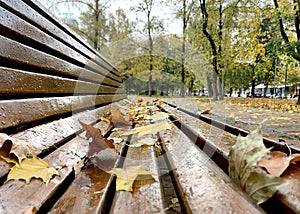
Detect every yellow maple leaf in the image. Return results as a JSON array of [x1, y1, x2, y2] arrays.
[[117, 121, 172, 137], [150, 112, 170, 122], [110, 166, 155, 192], [6, 154, 59, 184], [134, 121, 172, 136]]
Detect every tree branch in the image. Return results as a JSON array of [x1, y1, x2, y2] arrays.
[[273, 0, 289, 43], [199, 0, 219, 75]]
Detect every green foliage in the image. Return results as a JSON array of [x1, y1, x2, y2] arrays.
[[46, 0, 300, 100]]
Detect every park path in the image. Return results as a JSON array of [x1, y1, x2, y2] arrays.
[[162, 97, 300, 148]]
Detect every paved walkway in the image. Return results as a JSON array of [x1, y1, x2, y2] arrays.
[[162, 97, 300, 148]]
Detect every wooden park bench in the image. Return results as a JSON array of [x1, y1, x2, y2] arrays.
[[0, 1, 298, 214]]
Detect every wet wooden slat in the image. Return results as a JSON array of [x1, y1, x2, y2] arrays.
[[0, 0, 121, 82], [161, 102, 300, 213], [0, 94, 126, 131], [48, 122, 119, 214], [0, 67, 123, 97], [0, 6, 121, 87], [48, 126, 125, 214], [0, 112, 115, 213], [0, 122, 110, 214], [0, 100, 128, 178], [109, 136, 165, 214], [158, 124, 265, 214], [0, 36, 120, 84]]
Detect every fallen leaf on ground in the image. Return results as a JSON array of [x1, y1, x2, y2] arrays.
[[6, 153, 59, 184], [0, 133, 38, 164], [109, 166, 155, 192], [228, 126, 288, 204], [258, 151, 300, 177], [79, 120, 115, 157]]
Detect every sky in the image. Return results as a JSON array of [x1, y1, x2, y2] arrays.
[[37, 0, 182, 35]]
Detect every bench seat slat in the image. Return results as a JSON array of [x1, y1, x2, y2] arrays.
[[0, 119, 114, 214], [1, 0, 121, 81], [48, 126, 125, 214], [0, 135, 90, 213], [161, 102, 300, 213], [159, 125, 264, 214], [0, 100, 127, 178], [109, 140, 165, 214], [0, 36, 120, 85], [0, 94, 126, 131]]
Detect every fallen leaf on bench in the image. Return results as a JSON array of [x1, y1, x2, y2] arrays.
[[100, 117, 111, 123], [109, 166, 155, 192], [22, 206, 37, 214], [111, 109, 131, 128], [121, 121, 172, 137], [128, 137, 157, 148], [0, 133, 38, 164], [150, 112, 170, 122], [200, 107, 212, 114], [228, 126, 288, 204], [258, 151, 300, 177], [153, 99, 163, 106], [79, 120, 115, 157], [6, 153, 59, 184]]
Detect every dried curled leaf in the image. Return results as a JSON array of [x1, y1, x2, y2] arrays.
[[258, 151, 300, 177], [109, 166, 155, 192], [6, 153, 59, 184], [120, 121, 172, 137], [0, 133, 38, 164], [111, 109, 131, 128], [79, 120, 115, 157], [228, 126, 288, 204]]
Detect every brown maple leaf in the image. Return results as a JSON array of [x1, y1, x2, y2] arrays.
[[110, 109, 131, 128], [200, 107, 212, 114], [79, 120, 114, 157], [258, 151, 300, 177]]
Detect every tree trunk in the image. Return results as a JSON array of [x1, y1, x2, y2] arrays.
[[148, 73, 152, 96], [181, 0, 188, 97], [212, 71, 218, 100], [93, 1, 99, 50], [207, 72, 213, 97], [297, 88, 300, 104], [218, 77, 224, 99], [147, 7, 153, 97], [200, 0, 220, 100]]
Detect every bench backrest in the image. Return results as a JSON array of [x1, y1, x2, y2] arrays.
[[0, 0, 126, 134]]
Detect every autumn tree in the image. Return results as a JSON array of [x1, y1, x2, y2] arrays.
[[182, 0, 197, 96], [131, 0, 164, 96], [273, 0, 300, 104], [190, 0, 242, 100], [50, 0, 131, 51], [108, 8, 132, 42]]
